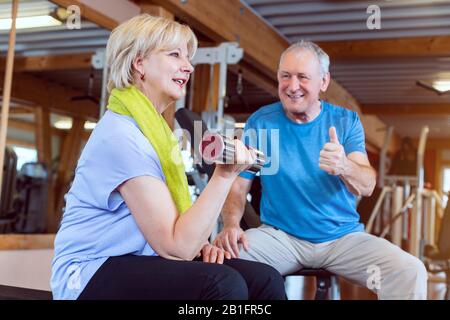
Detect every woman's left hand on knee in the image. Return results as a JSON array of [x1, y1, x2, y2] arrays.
[[199, 243, 232, 264]]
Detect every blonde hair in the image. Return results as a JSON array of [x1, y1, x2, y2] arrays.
[[106, 14, 198, 92]]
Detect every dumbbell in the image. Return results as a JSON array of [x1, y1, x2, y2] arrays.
[[199, 132, 265, 173]]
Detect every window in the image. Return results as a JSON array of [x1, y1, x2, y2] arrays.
[[11, 146, 37, 171], [442, 166, 450, 208]]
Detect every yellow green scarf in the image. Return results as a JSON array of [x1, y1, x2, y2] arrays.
[[107, 85, 192, 215]]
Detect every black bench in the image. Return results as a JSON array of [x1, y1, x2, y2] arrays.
[[0, 285, 52, 300]]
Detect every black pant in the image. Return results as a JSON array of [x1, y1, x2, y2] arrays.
[[78, 255, 286, 300]]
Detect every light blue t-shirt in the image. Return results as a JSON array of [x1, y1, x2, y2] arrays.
[[51, 110, 165, 300], [239, 101, 366, 243]]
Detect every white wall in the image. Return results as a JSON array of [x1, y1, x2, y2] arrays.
[[0, 249, 53, 291]]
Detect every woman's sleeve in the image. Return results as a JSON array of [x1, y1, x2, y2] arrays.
[[75, 133, 165, 211]]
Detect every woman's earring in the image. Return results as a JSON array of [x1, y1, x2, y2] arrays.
[[140, 73, 145, 81]]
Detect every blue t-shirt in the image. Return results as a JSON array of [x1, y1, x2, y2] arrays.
[[239, 101, 366, 243], [51, 110, 165, 300]]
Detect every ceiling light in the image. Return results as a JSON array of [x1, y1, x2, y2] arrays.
[[84, 121, 97, 130], [54, 119, 97, 130], [416, 80, 450, 95], [0, 15, 62, 31], [54, 119, 72, 130], [432, 80, 450, 94]]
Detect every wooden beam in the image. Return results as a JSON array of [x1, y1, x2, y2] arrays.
[[57, 0, 392, 152], [51, 118, 85, 232], [361, 104, 450, 115], [365, 142, 379, 155], [52, 127, 67, 140], [34, 107, 52, 165], [0, 234, 55, 250], [51, 0, 140, 29], [2, 118, 67, 139], [187, 41, 278, 97], [143, 0, 394, 151], [226, 113, 252, 123], [228, 63, 278, 97], [147, 0, 285, 80], [6, 138, 34, 149], [51, 1, 278, 121], [0, 53, 92, 72], [192, 65, 208, 113], [51, 0, 392, 151], [191, 64, 220, 113], [52, 0, 119, 30], [424, 138, 450, 150], [1, 73, 99, 121], [317, 36, 450, 59], [140, 4, 174, 19], [81, 130, 92, 142], [3, 119, 34, 132], [35, 107, 55, 233], [8, 106, 35, 114]]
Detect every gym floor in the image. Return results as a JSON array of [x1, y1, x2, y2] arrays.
[[285, 273, 447, 300]]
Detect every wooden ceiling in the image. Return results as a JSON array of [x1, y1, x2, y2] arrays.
[[1, 0, 450, 139], [242, 0, 450, 138]]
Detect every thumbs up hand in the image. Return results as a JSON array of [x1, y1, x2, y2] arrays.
[[319, 126, 348, 175], [329, 126, 339, 144]]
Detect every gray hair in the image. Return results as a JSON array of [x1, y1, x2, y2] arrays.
[[280, 40, 330, 76]]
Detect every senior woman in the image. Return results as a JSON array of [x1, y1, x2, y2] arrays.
[[50, 14, 286, 300]]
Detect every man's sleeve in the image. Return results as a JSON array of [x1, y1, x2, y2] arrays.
[[343, 112, 367, 156]]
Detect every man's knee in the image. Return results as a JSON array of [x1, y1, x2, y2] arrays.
[[405, 256, 428, 282], [202, 265, 249, 300], [389, 252, 428, 287], [379, 252, 428, 299]]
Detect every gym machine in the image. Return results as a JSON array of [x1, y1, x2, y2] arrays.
[[366, 126, 445, 260]]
